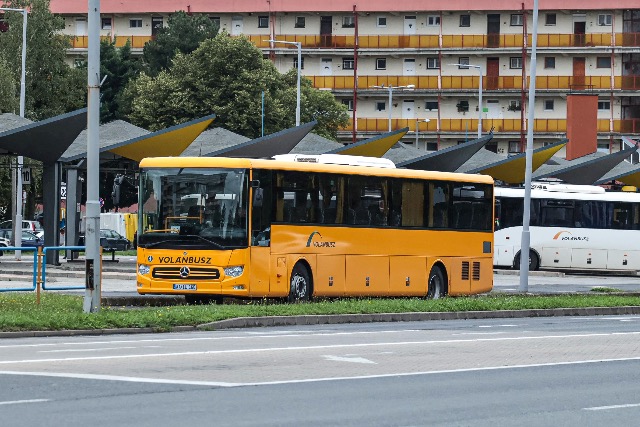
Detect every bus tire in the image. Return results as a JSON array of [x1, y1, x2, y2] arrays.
[[427, 266, 445, 300], [288, 263, 311, 303], [514, 250, 539, 271]]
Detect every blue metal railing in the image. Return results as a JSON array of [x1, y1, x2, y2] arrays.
[[0, 247, 39, 292], [42, 246, 86, 290]]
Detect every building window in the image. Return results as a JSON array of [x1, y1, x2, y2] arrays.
[[457, 100, 469, 112], [427, 15, 440, 26], [597, 57, 612, 68], [427, 142, 438, 151], [427, 57, 440, 69], [544, 57, 556, 69], [458, 57, 470, 68], [258, 16, 269, 28], [129, 19, 143, 28], [101, 17, 112, 30], [342, 57, 354, 70], [376, 102, 386, 112], [544, 99, 554, 111], [73, 58, 84, 68], [377, 17, 387, 27], [598, 100, 611, 111], [460, 14, 470, 27], [210, 16, 221, 28], [343, 16, 355, 28], [598, 14, 612, 26], [508, 141, 519, 153], [342, 99, 353, 111], [293, 57, 304, 70], [510, 57, 523, 69], [508, 100, 522, 111], [0, 18, 8, 32], [545, 13, 556, 26], [510, 14, 523, 26], [294, 16, 305, 28], [375, 58, 386, 70], [425, 100, 439, 111]]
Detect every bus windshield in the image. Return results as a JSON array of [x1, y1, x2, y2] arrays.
[[138, 167, 249, 250]]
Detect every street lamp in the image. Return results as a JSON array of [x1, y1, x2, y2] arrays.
[[449, 63, 483, 139], [371, 84, 415, 132], [415, 118, 430, 149], [266, 39, 302, 126], [1, 7, 27, 258]]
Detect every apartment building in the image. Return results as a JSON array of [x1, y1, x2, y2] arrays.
[[43, 1, 640, 155]]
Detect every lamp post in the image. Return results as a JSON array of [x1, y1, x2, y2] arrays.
[[2, 7, 27, 259], [415, 118, 430, 149], [371, 84, 415, 132], [449, 63, 483, 139], [266, 39, 302, 126]]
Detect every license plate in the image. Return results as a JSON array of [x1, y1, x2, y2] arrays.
[[173, 284, 197, 290]]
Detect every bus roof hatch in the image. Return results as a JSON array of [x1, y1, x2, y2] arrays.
[[272, 154, 396, 168]]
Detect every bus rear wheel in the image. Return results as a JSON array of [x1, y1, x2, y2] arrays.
[[514, 250, 539, 271], [427, 266, 445, 300], [288, 263, 311, 303]]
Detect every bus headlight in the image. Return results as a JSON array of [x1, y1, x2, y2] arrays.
[[224, 266, 244, 277], [138, 264, 150, 275]]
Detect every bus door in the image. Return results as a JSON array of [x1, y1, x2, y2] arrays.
[[249, 171, 272, 296], [539, 199, 573, 268]]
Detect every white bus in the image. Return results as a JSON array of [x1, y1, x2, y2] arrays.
[[494, 182, 640, 272]]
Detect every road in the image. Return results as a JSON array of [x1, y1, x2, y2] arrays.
[[1, 317, 640, 426]]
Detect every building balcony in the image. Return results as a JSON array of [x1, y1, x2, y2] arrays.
[[70, 35, 153, 49], [308, 75, 640, 91], [341, 118, 640, 134], [250, 33, 640, 49]]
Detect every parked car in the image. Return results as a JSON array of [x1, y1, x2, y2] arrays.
[[78, 229, 131, 252], [0, 229, 45, 248], [0, 219, 43, 233]]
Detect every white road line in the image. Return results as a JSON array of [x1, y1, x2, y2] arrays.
[[38, 346, 160, 353], [323, 355, 376, 364], [0, 399, 49, 406], [0, 331, 639, 365], [3, 356, 640, 388], [584, 403, 640, 411], [0, 329, 423, 349]]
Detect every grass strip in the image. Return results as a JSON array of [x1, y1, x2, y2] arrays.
[[1, 293, 640, 332]]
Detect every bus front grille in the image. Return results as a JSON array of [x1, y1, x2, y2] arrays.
[[152, 267, 220, 280]]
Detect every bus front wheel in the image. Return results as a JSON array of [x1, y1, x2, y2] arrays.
[[427, 266, 445, 300], [288, 263, 311, 303], [514, 250, 539, 271]]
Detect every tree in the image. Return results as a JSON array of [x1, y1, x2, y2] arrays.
[[0, 59, 19, 113], [143, 11, 219, 77], [98, 39, 141, 123], [124, 33, 349, 140], [0, 0, 86, 121]]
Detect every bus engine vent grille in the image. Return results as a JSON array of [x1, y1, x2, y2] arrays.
[[152, 267, 220, 280], [461, 262, 469, 280], [472, 262, 481, 281]]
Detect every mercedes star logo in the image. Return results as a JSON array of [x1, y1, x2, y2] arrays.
[[179, 266, 190, 278]]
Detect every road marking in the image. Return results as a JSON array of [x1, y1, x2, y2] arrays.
[[323, 355, 376, 364], [3, 356, 640, 388], [584, 403, 640, 411], [38, 346, 160, 353], [0, 399, 49, 406], [1, 331, 640, 365]]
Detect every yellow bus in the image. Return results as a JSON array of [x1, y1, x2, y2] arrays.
[[136, 154, 494, 303]]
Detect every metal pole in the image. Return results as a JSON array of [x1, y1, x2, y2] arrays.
[[519, 0, 539, 293], [1, 7, 28, 260], [295, 42, 301, 127], [84, 0, 102, 313], [261, 90, 264, 137], [415, 118, 419, 146], [478, 67, 483, 138], [388, 86, 392, 132]]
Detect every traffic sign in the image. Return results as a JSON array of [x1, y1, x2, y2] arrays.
[[22, 167, 31, 185]]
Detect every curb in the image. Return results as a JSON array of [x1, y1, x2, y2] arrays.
[[3, 306, 640, 338]]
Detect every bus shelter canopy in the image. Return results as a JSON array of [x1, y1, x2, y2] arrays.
[[0, 109, 87, 164], [396, 134, 492, 172]]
